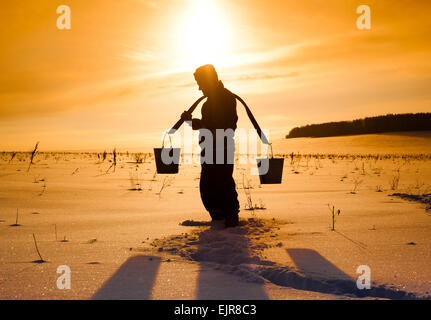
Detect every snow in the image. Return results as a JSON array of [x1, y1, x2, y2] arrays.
[[0, 132, 431, 299]]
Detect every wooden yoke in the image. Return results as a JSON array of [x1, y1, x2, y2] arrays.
[[167, 93, 270, 145]]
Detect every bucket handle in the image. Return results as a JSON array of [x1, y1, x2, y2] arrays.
[[266, 143, 274, 159], [162, 132, 173, 149]]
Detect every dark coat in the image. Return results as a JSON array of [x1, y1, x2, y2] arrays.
[[192, 81, 238, 132]]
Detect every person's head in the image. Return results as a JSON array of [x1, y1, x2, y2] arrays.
[[194, 64, 219, 97]]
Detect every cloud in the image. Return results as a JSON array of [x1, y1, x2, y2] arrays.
[[2, 0, 431, 150], [235, 72, 300, 81]]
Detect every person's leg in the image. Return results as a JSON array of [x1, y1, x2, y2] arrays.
[[199, 139, 239, 224], [200, 164, 224, 220], [221, 164, 240, 227], [220, 137, 239, 227], [219, 164, 239, 210]]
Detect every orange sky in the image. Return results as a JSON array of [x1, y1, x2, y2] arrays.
[[0, 0, 430, 151]]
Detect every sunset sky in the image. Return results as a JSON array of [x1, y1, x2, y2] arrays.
[[1, 0, 430, 151]]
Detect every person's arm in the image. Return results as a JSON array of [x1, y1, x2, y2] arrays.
[[181, 111, 205, 130], [192, 118, 203, 130]]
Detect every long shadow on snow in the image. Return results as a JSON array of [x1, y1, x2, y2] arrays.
[[258, 248, 422, 299]]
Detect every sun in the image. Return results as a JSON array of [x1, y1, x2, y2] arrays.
[[175, 0, 232, 70]]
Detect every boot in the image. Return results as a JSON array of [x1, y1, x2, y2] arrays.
[[224, 211, 239, 228], [209, 210, 225, 221]]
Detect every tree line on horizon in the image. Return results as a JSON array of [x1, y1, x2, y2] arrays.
[[286, 113, 431, 139]]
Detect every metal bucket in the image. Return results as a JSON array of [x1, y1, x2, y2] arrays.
[[256, 157, 284, 184], [256, 144, 284, 184], [154, 133, 180, 174], [154, 148, 180, 174]]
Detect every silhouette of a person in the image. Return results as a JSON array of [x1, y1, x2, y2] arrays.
[[181, 64, 240, 228]]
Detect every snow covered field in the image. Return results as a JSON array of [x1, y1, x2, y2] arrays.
[[1, 132, 430, 299]]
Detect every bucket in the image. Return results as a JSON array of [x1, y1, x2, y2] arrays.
[[256, 144, 284, 184], [154, 134, 180, 174]]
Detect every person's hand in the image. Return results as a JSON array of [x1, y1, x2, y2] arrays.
[[181, 111, 192, 121]]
